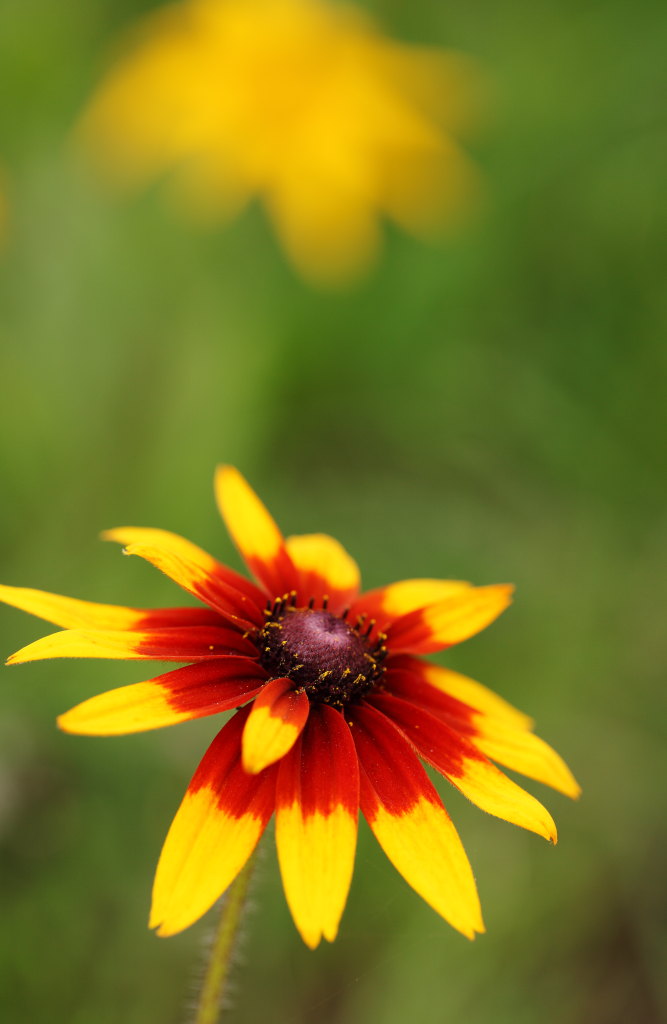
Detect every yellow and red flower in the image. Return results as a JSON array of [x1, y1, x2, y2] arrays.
[[1, 467, 579, 947]]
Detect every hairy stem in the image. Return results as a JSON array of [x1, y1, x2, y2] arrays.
[[192, 852, 257, 1024]]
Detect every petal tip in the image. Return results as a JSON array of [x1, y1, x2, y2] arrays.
[[214, 464, 237, 491], [533, 806, 558, 844], [56, 710, 87, 735], [300, 929, 323, 950], [100, 529, 133, 554], [461, 911, 485, 940], [150, 908, 180, 938], [557, 780, 582, 802], [452, 914, 485, 941]]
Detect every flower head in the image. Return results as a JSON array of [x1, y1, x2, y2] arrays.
[[1, 467, 579, 947], [76, 0, 479, 284]]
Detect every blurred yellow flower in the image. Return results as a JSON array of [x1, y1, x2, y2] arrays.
[[77, 0, 481, 284]]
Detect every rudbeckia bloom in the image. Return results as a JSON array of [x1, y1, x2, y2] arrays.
[[1, 468, 579, 947], [76, 0, 479, 284]]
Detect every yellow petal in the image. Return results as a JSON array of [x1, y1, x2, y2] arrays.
[[368, 578, 471, 615], [275, 705, 359, 948], [103, 525, 220, 572], [241, 677, 309, 774], [349, 578, 471, 633], [103, 527, 264, 626], [266, 183, 381, 286], [388, 584, 514, 652], [59, 682, 187, 735], [214, 465, 297, 597], [7, 625, 252, 664], [452, 757, 558, 842], [285, 532, 360, 611], [366, 795, 484, 939], [150, 709, 276, 937], [0, 584, 147, 630], [150, 789, 265, 937], [277, 804, 356, 948], [397, 656, 533, 730], [57, 659, 265, 736], [352, 702, 483, 939], [374, 693, 557, 842], [473, 717, 581, 799]]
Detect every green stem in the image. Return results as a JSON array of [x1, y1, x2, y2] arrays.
[[193, 852, 257, 1024]]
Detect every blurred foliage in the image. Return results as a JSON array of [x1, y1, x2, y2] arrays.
[[1, 1, 666, 1022]]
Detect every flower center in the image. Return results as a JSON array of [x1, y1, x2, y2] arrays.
[[256, 604, 386, 707]]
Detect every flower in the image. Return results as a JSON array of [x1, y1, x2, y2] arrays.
[[76, 0, 479, 285], [1, 467, 579, 948]]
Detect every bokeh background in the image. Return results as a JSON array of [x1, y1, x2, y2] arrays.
[[1, 1, 666, 1022]]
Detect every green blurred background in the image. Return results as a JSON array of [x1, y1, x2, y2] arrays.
[[1, 1, 666, 1021]]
